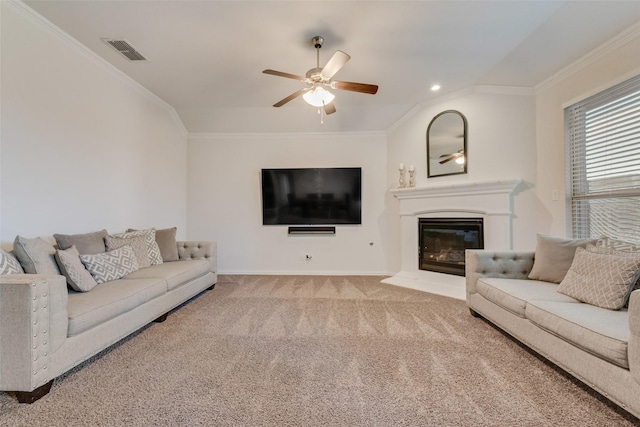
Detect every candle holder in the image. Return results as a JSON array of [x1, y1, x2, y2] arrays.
[[398, 166, 406, 188], [408, 169, 416, 187]]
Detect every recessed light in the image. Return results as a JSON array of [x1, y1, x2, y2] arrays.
[[431, 84, 441, 91]]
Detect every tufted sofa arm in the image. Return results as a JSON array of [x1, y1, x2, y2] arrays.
[[0, 274, 68, 392], [177, 241, 217, 273], [465, 250, 535, 296]]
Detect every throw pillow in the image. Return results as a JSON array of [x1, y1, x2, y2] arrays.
[[0, 249, 24, 274], [80, 245, 139, 284], [596, 237, 640, 305], [55, 246, 98, 292], [105, 234, 151, 268], [557, 246, 640, 310], [528, 234, 597, 283], [128, 227, 178, 262], [12, 236, 61, 275], [54, 229, 108, 255], [119, 229, 162, 265]]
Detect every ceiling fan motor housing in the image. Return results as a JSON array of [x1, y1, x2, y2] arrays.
[[311, 36, 324, 48]]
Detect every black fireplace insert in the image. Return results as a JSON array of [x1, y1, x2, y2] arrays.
[[419, 218, 484, 276]]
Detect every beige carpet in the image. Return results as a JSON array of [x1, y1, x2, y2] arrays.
[[0, 275, 637, 426]]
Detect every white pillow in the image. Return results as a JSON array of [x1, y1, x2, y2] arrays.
[[80, 245, 139, 284], [557, 245, 640, 310], [0, 249, 24, 275]]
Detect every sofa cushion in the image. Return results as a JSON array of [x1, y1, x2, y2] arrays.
[[54, 229, 108, 255], [80, 245, 140, 284], [106, 234, 151, 268], [526, 300, 630, 368], [0, 249, 24, 274], [476, 278, 579, 317], [528, 234, 597, 283], [557, 246, 640, 310], [67, 277, 166, 336], [124, 259, 210, 291], [55, 245, 98, 292], [13, 235, 61, 275]]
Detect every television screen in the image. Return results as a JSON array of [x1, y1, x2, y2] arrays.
[[261, 168, 362, 225]]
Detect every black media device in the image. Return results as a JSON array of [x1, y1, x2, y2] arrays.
[[261, 168, 362, 225]]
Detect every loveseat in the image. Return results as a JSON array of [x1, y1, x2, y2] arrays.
[[465, 235, 640, 419], [0, 228, 217, 403]]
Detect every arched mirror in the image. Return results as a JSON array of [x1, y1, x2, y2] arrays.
[[426, 110, 468, 178]]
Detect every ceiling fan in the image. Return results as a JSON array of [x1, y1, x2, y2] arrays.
[[262, 36, 378, 121], [439, 149, 465, 164]]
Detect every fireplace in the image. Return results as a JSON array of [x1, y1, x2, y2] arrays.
[[419, 218, 484, 276]]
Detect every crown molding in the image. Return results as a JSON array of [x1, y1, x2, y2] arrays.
[[6, 0, 188, 138], [535, 19, 640, 95]]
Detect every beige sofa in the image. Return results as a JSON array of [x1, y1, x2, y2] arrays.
[[465, 249, 640, 419], [0, 239, 217, 403]]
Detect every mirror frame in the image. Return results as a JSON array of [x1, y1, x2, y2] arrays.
[[426, 110, 468, 178]]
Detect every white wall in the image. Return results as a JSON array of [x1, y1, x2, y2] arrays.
[[187, 132, 390, 274], [386, 88, 538, 270], [0, 2, 188, 246], [535, 30, 640, 236]]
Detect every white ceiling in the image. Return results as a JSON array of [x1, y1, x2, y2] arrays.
[[24, 1, 640, 134]]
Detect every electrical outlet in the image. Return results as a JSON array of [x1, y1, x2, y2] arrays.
[[552, 189, 559, 201]]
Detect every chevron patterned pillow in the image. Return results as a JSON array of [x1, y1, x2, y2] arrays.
[[0, 249, 24, 275], [80, 245, 139, 284]]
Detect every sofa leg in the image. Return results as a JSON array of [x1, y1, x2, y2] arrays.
[[154, 313, 168, 323], [469, 308, 482, 318], [207, 283, 216, 291], [15, 379, 54, 404]]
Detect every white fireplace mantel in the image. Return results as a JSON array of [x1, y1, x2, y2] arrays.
[[383, 179, 523, 300]]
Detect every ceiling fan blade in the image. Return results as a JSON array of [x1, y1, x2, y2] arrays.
[[262, 69, 306, 81], [439, 154, 457, 164], [273, 89, 307, 107], [324, 102, 336, 115], [332, 80, 378, 94], [321, 50, 350, 79]]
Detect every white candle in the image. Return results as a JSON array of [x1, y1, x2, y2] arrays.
[[409, 164, 415, 171], [399, 163, 404, 169]]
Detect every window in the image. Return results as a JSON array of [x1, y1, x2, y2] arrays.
[[565, 74, 640, 243]]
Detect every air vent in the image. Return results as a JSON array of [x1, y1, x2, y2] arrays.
[[103, 39, 147, 61]]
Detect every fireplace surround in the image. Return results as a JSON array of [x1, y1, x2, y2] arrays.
[[383, 179, 522, 299]]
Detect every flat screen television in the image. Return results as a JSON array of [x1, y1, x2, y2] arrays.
[[261, 168, 362, 225]]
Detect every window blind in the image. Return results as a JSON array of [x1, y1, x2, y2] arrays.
[[565, 74, 640, 243]]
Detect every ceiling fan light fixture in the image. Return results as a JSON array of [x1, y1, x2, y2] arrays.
[[303, 86, 335, 107]]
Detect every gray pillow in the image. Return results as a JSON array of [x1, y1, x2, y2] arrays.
[[54, 229, 108, 255], [0, 249, 24, 274], [528, 234, 597, 283], [13, 236, 61, 275], [55, 245, 98, 292], [128, 227, 178, 262]]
